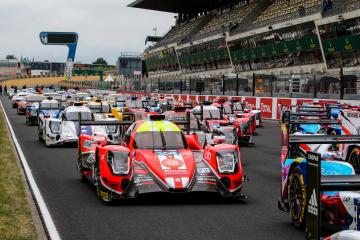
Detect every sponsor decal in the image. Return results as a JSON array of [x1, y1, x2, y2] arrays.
[[99, 190, 109, 199], [81, 126, 93, 135], [203, 151, 211, 161], [197, 168, 211, 175], [260, 98, 272, 119], [156, 151, 186, 172], [347, 112, 360, 118], [84, 140, 92, 148], [308, 189, 318, 216], [161, 156, 184, 170]]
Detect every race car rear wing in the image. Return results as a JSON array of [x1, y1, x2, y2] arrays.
[[289, 119, 340, 125], [193, 103, 224, 122], [321, 175, 360, 191], [297, 106, 326, 112], [290, 112, 328, 117], [37, 107, 66, 112], [79, 112, 192, 134], [305, 151, 360, 239], [289, 134, 360, 144]]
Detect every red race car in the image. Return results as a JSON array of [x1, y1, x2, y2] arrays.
[[77, 115, 246, 202], [17, 94, 46, 115]]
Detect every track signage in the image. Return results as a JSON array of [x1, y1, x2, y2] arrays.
[[39, 32, 78, 81]]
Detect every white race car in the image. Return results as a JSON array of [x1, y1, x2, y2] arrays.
[[38, 103, 120, 146]]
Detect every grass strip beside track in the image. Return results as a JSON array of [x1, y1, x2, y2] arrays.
[[0, 110, 37, 240]]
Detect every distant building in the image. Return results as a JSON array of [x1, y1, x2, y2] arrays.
[[29, 61, 66, 76], [0, 60, 21, 79], [116, 53, 143, 77]]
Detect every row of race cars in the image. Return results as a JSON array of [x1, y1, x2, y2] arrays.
[[8, 87, 360, 239], [279, 103, 360, 239], [9, 88, 263, 203]]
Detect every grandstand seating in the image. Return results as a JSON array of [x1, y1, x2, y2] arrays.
[[154, 15, 209, 48], [253, 0, 320, 25], [198, 1, 256, 35]]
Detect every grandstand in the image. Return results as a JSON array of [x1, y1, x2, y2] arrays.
[[129, 0, 360, 100]]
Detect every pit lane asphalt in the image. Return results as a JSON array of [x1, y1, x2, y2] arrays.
[[1, 96, 304, 240]]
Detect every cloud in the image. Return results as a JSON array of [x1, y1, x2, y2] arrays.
[[0, 0, 174, 64]]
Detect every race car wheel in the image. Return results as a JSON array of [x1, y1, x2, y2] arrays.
[[38, 127, 43, 142], [348, 147, 360, 174], [78, 161, 87, 183], [288, 167, 306, 229], [44, 129, 51, 147]]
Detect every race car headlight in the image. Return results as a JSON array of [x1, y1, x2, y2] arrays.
[[107, 151, 130, 175], [106, 125, 117, 133], [216, 152, 237, 174], [49, 121, 61, 133]]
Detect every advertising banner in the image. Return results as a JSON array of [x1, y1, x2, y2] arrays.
[[277, 98, 292, 120], [245, 97, 256, 110], [260, 98, 273, 119]]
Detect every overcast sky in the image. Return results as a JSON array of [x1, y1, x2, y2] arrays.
[[0, 0, 174, 64]]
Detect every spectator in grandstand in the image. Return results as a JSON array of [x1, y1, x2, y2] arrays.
[[298, 4, 306, 17], [322, 0, 333, 12]]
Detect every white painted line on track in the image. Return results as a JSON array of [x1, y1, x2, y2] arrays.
[[0, 100, 61, 240]]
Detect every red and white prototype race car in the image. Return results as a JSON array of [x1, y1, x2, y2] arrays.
[[77, 115, 246, 202]]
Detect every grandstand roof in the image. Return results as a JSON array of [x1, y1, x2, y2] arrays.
[[128, 0, 233, 13]]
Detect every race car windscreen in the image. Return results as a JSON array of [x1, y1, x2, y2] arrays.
[[223, 105, 233, 114], [134, 131, 186, 150], [41, 102, 58, 108], [65, 112, 92, 121], [89, 105, 110, 113], [233, 103, 243, 111], [126, 101, 142, 109], [203, 109, 221, 120]]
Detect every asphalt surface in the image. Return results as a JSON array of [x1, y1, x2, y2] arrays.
[[1, 96, 305, 240]]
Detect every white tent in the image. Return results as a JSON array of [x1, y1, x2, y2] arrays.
[[104, 74, 114, 82]]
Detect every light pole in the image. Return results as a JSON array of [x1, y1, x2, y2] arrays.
[[153, 27, 158, 36]]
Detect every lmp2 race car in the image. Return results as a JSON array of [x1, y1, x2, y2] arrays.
[[25, 97, 60, 126], [192, 103, 253, 146], [77, 115, 246, 202], [38, 103, 120, 146], [278, 111, 360, 234]]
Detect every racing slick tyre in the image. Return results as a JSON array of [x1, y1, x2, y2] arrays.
[[44, 129, 51, 147], [97, 181, 112, 204], [78, 164, 87, 183], [38, 127, 43, 142], [347, 147, 360, 174], [288, 167, 306, 229]]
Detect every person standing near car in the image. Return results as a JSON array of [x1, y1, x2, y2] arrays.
[[0, 85, 2, 96], [4, 85, 7, 96]]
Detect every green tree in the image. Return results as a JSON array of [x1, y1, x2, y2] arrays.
[[5, 55, 17, 60], [93, 58, 108, 65]]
